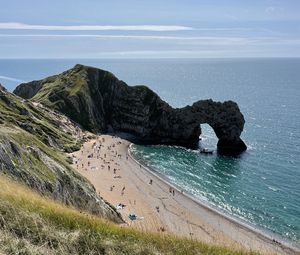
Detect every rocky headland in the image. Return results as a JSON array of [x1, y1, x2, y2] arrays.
[[14, 64, 247, 155]]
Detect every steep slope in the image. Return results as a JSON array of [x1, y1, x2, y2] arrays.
[[14, 64, 247, 154], [0, 84, 122, 223]]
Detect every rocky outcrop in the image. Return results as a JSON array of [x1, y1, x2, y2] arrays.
[[14, 64, 247, 154], [0, 85, 123, 223], [13, 79, 44, 99]]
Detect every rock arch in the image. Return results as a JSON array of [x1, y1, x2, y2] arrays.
[[177, 100, 247, 154], [14, 64, 247, 155]]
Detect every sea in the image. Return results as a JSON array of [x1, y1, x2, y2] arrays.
[[0, 58, 299, 244]]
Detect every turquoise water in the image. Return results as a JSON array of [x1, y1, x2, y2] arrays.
[[1, 58, 299, 242]]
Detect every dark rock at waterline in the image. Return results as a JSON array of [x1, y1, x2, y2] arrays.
[[217, 138, 247, 156], [14, 64, 247, 155]]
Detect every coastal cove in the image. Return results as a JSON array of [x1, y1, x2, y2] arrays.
[[1, 1, 300, 254], [2, 58, 300, 249]]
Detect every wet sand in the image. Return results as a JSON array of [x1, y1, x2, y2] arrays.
[[71, 134, 299, 255]]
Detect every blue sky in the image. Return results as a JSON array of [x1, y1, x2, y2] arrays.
[[0, 0, 299, 58]]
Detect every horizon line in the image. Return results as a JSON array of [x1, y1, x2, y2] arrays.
[[1, 56, 299, 60]]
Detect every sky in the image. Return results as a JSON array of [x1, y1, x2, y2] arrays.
[[0, 0, 299, 58]]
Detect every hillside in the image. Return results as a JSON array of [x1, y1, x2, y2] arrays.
[[0, 84, 122, 222]]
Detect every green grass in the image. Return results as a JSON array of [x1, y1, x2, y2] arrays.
[[0, 89, 82, 153], [0, 176, 259, 255], [0, 126, 76, 183], [0, 126, 99, 199]]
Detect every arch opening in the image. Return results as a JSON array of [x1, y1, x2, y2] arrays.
[[199, 124, 218, 151]]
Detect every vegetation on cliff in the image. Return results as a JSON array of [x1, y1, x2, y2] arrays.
[[0, 85, 122, 222]]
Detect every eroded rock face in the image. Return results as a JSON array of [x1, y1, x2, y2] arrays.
[[13, 80, 44, 99], [14, 64, 247, 154]]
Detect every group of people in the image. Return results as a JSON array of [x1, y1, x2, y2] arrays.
[[74, 135, 173, 234], [74, 137, 125, 196], [169, 187, 176, 196]]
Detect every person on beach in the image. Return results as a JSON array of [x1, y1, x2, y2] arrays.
[[149, 179, 153, 185], [159, 226, 165, 232], [121, 186, 125, 196]]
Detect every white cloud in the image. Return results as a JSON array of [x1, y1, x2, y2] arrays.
[[0, 23, 275, 34], [0, 33, 249, 41], [93, 50, 247, 58], [0, 75, 25, 83], [2, 34, 299, 46], [0, 22, 193, 31]]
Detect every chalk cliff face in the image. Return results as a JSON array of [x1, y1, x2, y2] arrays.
[[14, 64, 247, 154]]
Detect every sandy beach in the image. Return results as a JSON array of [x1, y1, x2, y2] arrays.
[[71, 134, 299, 255]]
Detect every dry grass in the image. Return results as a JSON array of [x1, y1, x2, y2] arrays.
[[0, 176, 259, 255]]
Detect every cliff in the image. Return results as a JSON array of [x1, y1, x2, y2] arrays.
[[14, 64, 247, 154], [0, 85, 122, 223]]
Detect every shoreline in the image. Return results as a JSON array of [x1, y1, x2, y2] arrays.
[[128, 143, 300, 254], [71, 134, 299, 255]]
